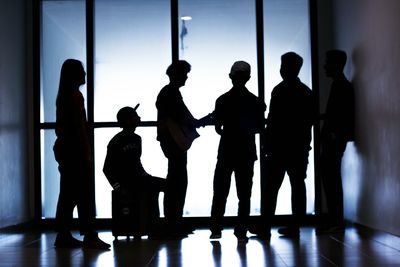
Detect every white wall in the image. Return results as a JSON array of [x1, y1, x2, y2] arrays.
[[0, 0, 32, 228], [319, 0, 400, 236]]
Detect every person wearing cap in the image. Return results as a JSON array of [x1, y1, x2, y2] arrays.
[[103, 105, 166, 237], [209, 61, 266, 241], [156, 60, 199, 238], [256, 52, 315, 239]]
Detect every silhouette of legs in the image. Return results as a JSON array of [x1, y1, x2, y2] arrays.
[[233, 160, 254, 238], [210, 158, 254, 239], [260, 153, 308, 236], [320, 138, 346, 227], [55, 159, 109, 249], [261, 155, 286, 234], [55, 161, 95, 238], [287, 155, 308, 230], [210, 160, 233, 235], [160, 140, 188, 236], [145, 176, 166, 237]]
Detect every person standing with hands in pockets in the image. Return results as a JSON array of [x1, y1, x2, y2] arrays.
[[316, 50, 355, 235], [209, 61, 266, 242], [257, 52, 314, 239]]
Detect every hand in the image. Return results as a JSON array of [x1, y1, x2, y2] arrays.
[[197, 112, 214, 128]]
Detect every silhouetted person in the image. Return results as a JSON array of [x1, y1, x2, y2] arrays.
[[53, 59, 110, 249], [258, 52, 314, 238], [156, 60, 198, 238], [209, 61, 266, 241], [103, 106, 166, 238], [316, 50, 355, 235]]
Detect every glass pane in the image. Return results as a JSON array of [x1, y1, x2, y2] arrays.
[[41, 129, 58, 218], [264, 0, 314, 214], [94, 126, 259, 218], [187, 127, 262, 216], [94, 127, 168, 218], [94, 0, 171, 122], [40, 0, 314, 218], [178, 0, 260, 216], [41, 0, 86, 123], [179, 0, 258, 116]]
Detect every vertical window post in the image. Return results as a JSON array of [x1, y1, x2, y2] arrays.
[[255, 0, 266, 194], [86, 0, 96, 210], [33, 0, 42, 220], [309, 0, 321, 214], [171, 0, 179, 62]]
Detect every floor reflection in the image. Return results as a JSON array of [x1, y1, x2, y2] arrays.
[[1, 227, 400, 267]]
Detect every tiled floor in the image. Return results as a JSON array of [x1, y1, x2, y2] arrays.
[[1, 226, 400, 266]]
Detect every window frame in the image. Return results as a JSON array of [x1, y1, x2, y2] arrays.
[[34, 0, 320, 220]]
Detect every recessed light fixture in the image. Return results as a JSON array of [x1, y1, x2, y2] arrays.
[[181, 16, 192, 21]]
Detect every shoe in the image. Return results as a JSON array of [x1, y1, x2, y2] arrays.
[[251, 231, 271, 240], [182, 225, 195, 235], [83, 234, 111, 250], [210, 231, 222, 239], [278, 227, 300, 237], [316, 225, 345, 235], [54, 233, 83, 248], [249, 225, 271, 239]]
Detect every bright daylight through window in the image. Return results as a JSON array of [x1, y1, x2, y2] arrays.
[[40, 0, 313, 218]]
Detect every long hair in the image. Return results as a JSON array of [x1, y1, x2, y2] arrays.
[[56, 59, 84, 107]]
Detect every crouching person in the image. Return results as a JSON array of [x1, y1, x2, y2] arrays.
[[103, 105, 165, 239]]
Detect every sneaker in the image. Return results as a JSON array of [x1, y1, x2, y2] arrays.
[[278, 227, 300, 237], [251, 231, 271, 240], [316, 225, 345, 235], [54, 233, 83, 248], [83, 234, 111, 250]]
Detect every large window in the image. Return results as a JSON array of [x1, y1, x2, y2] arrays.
[[93, 0, 172, 218], [39, 0, 313, 218], [178, 0, 261, 216], [264, 0, 314, 214], [40, 0, 86, 218]]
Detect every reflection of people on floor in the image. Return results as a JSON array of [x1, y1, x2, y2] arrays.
[[53, 59, 110, 250], [316, 50, 355, 235], [259, 52, 314, 238], [156, 60, 199, 238], [209, 61, 266, 242], [103, 106, 166, 238]]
